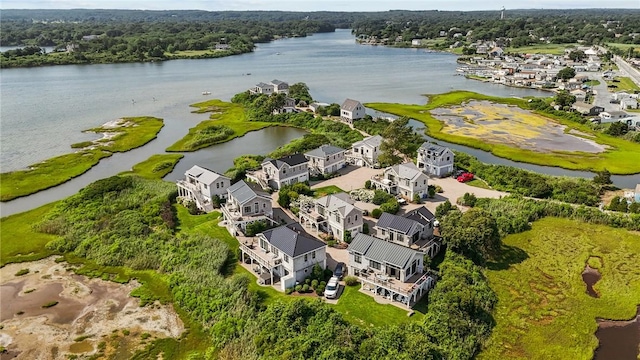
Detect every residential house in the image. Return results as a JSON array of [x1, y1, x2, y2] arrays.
[[620, 98, 638, 110], [273, 97, 297, 114], [240, 223, 327, 290], [375, 207, 440, 257], [411, 39, 422, 46], [340, 99, 366, 124], [299, 192, 363, 241], [572, 102, 604, 116], [370, 162, 429, 200], [416, 142, 454, 178], [215, 44, 230, 50], [489, 47, 504, 57], [346, 135, 383, 168], [251, 82, 274, 95], [570, 89, 587, 102], [222, 180, 273, 235], [309, 102, 329, 113], [613, 92, 632, 101], [347, 233, 435, 308], [177, 165, 230, 212], [259, 154, 309, 190], [304, 144, 346, 175], [270, 79, 289, 95], [636, 184, 640, 203], [599, 111, 629, 123]]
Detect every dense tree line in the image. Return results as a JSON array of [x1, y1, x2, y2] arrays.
[[351, 9, 640, 47]]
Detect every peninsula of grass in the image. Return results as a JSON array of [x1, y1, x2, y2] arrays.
[[366, 91, 640, 174], [479, 217, 640, 360], [121, 154, 184, 180], [0, 116, 164, 201], [166, 100, 282, 152]]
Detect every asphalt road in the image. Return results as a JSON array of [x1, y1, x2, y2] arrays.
[[589, 72, 614, 112], [614, 56, 640, 88]]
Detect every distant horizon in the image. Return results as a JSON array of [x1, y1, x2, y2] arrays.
[[2, 0, 639, 12]]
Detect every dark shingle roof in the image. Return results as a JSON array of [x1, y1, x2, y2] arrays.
[[404, 207, 435, 225], [304, 144, 345, 158], [419, 141, 450, 156], [261, 223, 326, 257], [348, 234, 421, 269], [341, 98, 362, 111], [376, 212, 421, 235], [264, 153, 309, 169]]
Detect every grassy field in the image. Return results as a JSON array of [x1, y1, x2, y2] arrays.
[[466, 178, 491, 189], [606, 76, 640, 93], [506, 43, 578, 55], [313, 185, 345, 197], [479, 217, 640, 360], [122, 154, 184, 180], [606, 43, 639, 51], [167, 100, 285, 151], [0, 116, 164, 201], [366, 91, 640, 174]]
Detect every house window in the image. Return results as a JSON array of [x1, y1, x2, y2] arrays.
[[369, 260, 381, 270], [347, 216, 351, 224], [254, 202, 259, 212], [355, 215, 358, 221], [447, 156, 450, 161], [389, 232, 394, 241], [335, 213, 340, 222], [204, 184, 208, 189], [272, 247, 279, 257], [304, 254, 308, 262], [243, 206, 252, 213], [284, 254, 289, 263], [354, 253, 362, 264], [424, 180, 426, 184], [381, 229, 385, 235], [312, 251, 316, 259], [260, 238, 268, 250]]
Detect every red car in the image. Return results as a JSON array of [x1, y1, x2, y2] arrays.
[[457, 172, 474, 182]]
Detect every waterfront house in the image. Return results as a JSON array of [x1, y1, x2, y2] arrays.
[[299, 192, 363, 241], [304, 144, 346, 176], [347, 233, 435, 308], [370, 162, 429, 200], [177, 165, 230, 212], [240, 223, 327, 290], [273, 97, 297, 114], [255, 154, 309, 190], [572, 102, 604, 116], [374, 207, 440, 257], [270, 79, 289, 95], [222, 180, 273, 236], [599, 111, 630, 123], [346, 135, 383, 168], [309, 102, 329, 113], [416, 141, 454, 177], [635, 184, 640, 203], [340, 99, 366, 124], [251, 82, 274, 95]]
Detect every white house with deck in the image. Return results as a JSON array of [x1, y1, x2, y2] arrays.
[[375, 207, 440, 258], [340, 99, 366, 124], [348, 233, 435, 308], [371, 162, 429, 200], [248, 154, 309, 190], [299, 192, 363, 241], [416, 141, 455, 177], [176, 165, 230, 212], [345, 135, 383, 168], [240, 223, 327, 290], [304, 144, 346, 175], [222, 180, 274, 235]]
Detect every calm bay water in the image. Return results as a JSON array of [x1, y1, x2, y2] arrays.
[[0, 30, 636, 216]]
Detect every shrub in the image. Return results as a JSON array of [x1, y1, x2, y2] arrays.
[[372, 190, 393, 205], [380, 199, 400, 214], [245, 220, 269, 236], [435, 185, 444, 193], [365, 180, 372, 189], [371, 208, 383, 218], [320, 281, 327, 287], [362, 223, 369, 234], [413, 194, 422, 203], [42, 301, 59, 308], [311, 263, 324, 281], [458, 193, 478, 207], [141, 332, 151, 340], [305, 278, 311, 285], [295, 285, 303, 292], [311, 279, 319, 289], [285, 287, 294, 295], [327, 239, 337, 247], [323, 269, 333, 281], [315, 286, 325, 296], [344, 276, 359, 286], [15, 269, 29, 276], [302, 284, 310, 293]]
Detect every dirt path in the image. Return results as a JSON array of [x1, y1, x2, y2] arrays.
[[0, 257, 184, 359]]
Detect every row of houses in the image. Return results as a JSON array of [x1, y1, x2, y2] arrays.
[[570, 102, 640, 128]]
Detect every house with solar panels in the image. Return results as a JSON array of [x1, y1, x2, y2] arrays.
[[416, 141, 455, 177]]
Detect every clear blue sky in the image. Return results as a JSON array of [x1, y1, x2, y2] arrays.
[[3, 0, 639, 11]]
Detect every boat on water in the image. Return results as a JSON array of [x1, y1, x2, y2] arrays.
[[202, 91, 211, 95]]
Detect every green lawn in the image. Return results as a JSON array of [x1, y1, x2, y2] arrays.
[[0, 202, 60, 266], [121, 154, 184, 180], [166, 100, 286, 152], [466, 178, 491, 189], [313, 185, 345, 198], [606, 76, 640, 93], [366, 91, 640, 174], [331, 284, 423, 328], [0, 116, 164, 201], [479, 217, 640, 360], [505, 43, 578, 55]]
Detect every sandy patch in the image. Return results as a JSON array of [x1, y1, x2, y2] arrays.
[[0, 257, 184, 359], [431, 100, 608, 153]]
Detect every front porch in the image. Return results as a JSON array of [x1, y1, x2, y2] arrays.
[[176, 180, 214, 212], [355, 269, 436, 308], [245, 170, 270, 190], [298, 207, 328, 234], [370, 174, 398, 195]]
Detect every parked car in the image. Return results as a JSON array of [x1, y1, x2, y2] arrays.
[[453, 169, 466, 178], [457, 172, 474, 182], [334, 262, 346, 279], [325, 276, 340, 299]]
